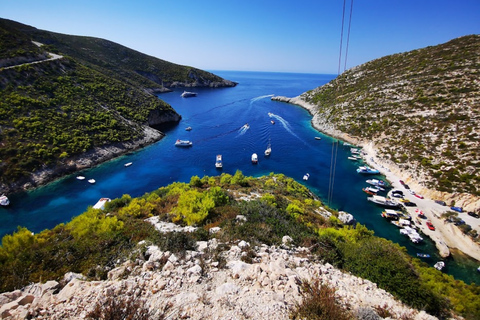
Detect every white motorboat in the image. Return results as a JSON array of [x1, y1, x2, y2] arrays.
[[76, 176, 86, 180], [215, 155, 223, 168], [124, 162, 133, 167], [93, 198, 111, 210], [251, 153, 258, 164], [264, 142, 271, 156], [88, 179, 96, 184], [303, 173, 310, 181], [400, 226, 423, 243], [367, 195, 401, 208], [181, 91, 197, 98], [0, 194, 10, 206], [185, 126, 192, 131], [175, 139, 193, 147], [434, 261, 445, 271]]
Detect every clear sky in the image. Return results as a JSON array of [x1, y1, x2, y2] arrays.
[[1, 0, 479, 74]]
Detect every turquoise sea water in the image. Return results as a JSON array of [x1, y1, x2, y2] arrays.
[[1, 71, 479, 284]]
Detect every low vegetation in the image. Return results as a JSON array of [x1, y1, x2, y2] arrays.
[[1, 172, 479, 319], [303, 35, 480, 195]]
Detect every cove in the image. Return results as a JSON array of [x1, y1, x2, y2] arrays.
[[1, 71, 478, 284]]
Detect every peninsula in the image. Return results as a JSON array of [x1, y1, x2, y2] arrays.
[[272, 34, 480, 261]]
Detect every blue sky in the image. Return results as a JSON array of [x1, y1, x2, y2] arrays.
[[1, 0, 479, 74]]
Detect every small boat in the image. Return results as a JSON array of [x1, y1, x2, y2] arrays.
[[382, 209, 402, 220], [343, 142, 352, 147], [368, 195, 401, 208], [0, 194, 10, 206], [366, 179, 387, 187], [271, 120, 275, 124], [315, 137, 322, 140], [93, 198, 111, 210], [181, 91, 197, 98], [363, 186, 380, 195], [417, 253, 430, 258], [175, 139, 193, 147], [251, 153, 258, 164], [348, 156, 358, 161], [477, 266, 480, 273], [265, 143, 271, 156], [434, 261, 445, 271], [76, 176, 86, 180], [185, 127, 192, 131], [124, 162, 133, 167], [303, 173, 310, 181], [357, 166, 380, 174], [215, 155, 223, 169], [400, 226, 423, 243], [88, 179, 96, 184]]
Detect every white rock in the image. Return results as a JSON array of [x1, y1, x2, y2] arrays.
[[238, 240, 249, 249], [215, 283, 240, 296]]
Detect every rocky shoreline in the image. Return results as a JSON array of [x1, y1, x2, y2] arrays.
[[272, 95, 480, 261], [0, 125, 165, 195]]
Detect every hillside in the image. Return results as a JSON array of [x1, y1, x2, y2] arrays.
[[294, 35, 480, 205], [0, 19, 236, 194], [1, 172, 479, 319]]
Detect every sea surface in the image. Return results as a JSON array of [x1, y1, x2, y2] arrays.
[[1, 71, 479, 284]]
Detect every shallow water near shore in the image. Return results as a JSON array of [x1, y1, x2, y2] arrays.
[[1, 71, 479, 284]]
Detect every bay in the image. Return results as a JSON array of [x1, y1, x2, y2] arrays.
[[1, 70, 478, 284]]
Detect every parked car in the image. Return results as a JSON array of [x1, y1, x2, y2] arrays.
[[403, 201, 417, 207], [467, 211, 479, 218], [434, 200, 446, 206], [454, 219, 465, 226], [414, 193, 424, 199], [399, 180, 405, 185], [451, 206, 463, 213], [404, 184, 410, 189]]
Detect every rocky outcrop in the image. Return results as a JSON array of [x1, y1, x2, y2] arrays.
[[147, 108, 181, 127], [0, 239, 436, 320]]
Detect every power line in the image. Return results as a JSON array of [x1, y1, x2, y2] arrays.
[[328, 0, 354, 206]]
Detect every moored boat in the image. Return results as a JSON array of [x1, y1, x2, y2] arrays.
[[76, 176, 86, 180], [417, 253, 430, 258], [363, 186, 380, 195], [88, 179, 96, 184], [175, 139, 193, 147], [181, 91, 197, 98], [315, 137, 321, 140], [303, 173, 310, 181], [124, 162, 133, 167], [185, 126, 192, 131], [366, 179, 387, 187], [434, 261, 445, 271], [348, 156, 358, 161], [368, 195, 401, 208], [357, 166, 380, 174], [215, 155, 223, 168], [93, 198, 111, 210], [251, 153, 258, 164], [400, 226, 423, 243], [382, 209, 402, 220], [0, 194, 10, 206]]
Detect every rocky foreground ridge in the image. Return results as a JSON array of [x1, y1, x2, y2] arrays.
[[0, 229, 436, 320], [274, 35, 480, 212]]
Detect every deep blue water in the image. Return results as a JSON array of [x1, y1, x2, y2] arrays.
[[1, 71, 479, 284]]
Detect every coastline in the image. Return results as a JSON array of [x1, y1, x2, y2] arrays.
[[0, 125, 165, 195], [272, 95, 480, 262]]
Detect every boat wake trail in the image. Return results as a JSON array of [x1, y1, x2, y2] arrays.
[[235, 124, 250, 138], [250, 94, 274, 104], [268, 113, 304, 142]]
